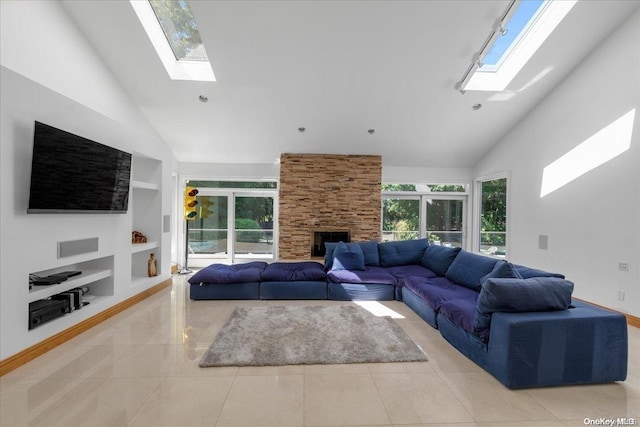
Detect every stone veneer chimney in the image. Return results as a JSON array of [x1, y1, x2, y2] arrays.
[[278, 153, 382, 259]]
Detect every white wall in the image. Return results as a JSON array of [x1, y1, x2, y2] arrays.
[[473, 10, 640, 316], [178, 162, 279, 180], [382, 166, 472, 185], [0, 1, 175, 359]]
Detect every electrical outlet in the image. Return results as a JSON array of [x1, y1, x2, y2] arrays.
[[618, 262, 629, 271], [617, 290, 625, 301]]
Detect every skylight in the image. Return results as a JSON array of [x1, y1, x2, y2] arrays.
[[459, 0, 576, 92], [480, 0, 545, 70], [130, 0, 215, 82]]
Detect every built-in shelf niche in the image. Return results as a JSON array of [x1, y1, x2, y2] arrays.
[[130, 153, 162, 283]]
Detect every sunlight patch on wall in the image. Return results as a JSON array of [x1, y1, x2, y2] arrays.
[[540, 109, 635, 197]]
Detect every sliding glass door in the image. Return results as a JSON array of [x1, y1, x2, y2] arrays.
[[185, 183, 277, 265], [233, 196, 274, 259], [187, 195, 228, 259]]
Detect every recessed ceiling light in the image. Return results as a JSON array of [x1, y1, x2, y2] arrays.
[[368, 129, 375, 134], [298, 127, 306, 133], [472, 103, 482, 110], [199, 95, 208, 103]]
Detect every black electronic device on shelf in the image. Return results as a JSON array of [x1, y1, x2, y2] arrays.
[[29, 299, 67, 329], [31, 271, 82, 286]]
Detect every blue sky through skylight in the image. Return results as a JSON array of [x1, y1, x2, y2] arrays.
[[483, 0, 545, 67]]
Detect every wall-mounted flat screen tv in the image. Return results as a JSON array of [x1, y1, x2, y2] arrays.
[[27, 121, 132, 213]]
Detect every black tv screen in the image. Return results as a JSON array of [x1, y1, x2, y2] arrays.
[[27, 121, 132, 213]]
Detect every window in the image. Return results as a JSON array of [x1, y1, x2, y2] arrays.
[[130, 0, 215, 81], [382, 184, 467, 247], [476, 176, 508, 257], [464, 0, 576, 92], [382, 197, 420, 242]]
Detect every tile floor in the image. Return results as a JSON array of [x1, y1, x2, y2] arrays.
[[1, 275, 639, 427]]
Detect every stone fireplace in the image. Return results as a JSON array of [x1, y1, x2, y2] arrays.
[[278, 153, 381, 260], [311, 229, 350, 258]]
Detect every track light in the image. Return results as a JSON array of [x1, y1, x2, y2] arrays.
[[494, 19, 508, 36], [472, 53, 484, 68], [453, 0, 516, 94]]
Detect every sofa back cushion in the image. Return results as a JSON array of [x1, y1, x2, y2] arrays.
[[325, 241, 379, 270], [357, 240, 380, 267], [446, 250, 498, 291], [332, 241, 366, 271], [378, 238, 428, 267], [421, 245, 461, 276], [474, 277, 574, 332], [188, 261, 268, 284]]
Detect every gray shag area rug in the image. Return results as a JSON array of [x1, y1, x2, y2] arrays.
[[200, 305, 427, 367]]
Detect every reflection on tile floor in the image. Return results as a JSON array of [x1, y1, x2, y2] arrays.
[[1, 276, 638, 427]]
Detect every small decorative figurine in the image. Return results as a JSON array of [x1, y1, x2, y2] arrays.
[[147, 253, 158, 277]]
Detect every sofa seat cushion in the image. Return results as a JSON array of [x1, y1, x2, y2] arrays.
[[188, 261, 268, 284], [474, 277, 575, 332], [438, 299, 489, 341], [403, 276, 479, 312], [421, 245, 461, 276], [327, 266, 396, 285], [378, 238, 429, 267], [261, 261, 326, 282], [385, 264, 438, 282], [446, 251, 499, 291]]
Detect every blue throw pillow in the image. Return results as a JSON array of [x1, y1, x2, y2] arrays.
[[421, 245, 461, 276], [378, 238, 429, 267], [332, 241, 366, 271], [473, 277, 574, 332], [446, 250, 499, 291], [357, 240, 380, 266], [324, 242, 339, 270], [480, 261, 522, 287]]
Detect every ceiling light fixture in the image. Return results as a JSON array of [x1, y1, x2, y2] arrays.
[[199, 95, 208, 103], [494, 18, 509, 36]]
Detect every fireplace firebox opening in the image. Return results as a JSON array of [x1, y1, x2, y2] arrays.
[[311, 230, 350, 258]]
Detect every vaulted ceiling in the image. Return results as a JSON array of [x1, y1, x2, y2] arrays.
[[61, 0, 639, 167]]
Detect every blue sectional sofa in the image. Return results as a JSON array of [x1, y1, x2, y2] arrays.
[[188, 238, 628, 389]]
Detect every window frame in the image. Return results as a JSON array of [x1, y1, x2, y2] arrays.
[[473, 172, 510, 257], [178, 177, 278, 266], [382, 183, 470, 248]]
